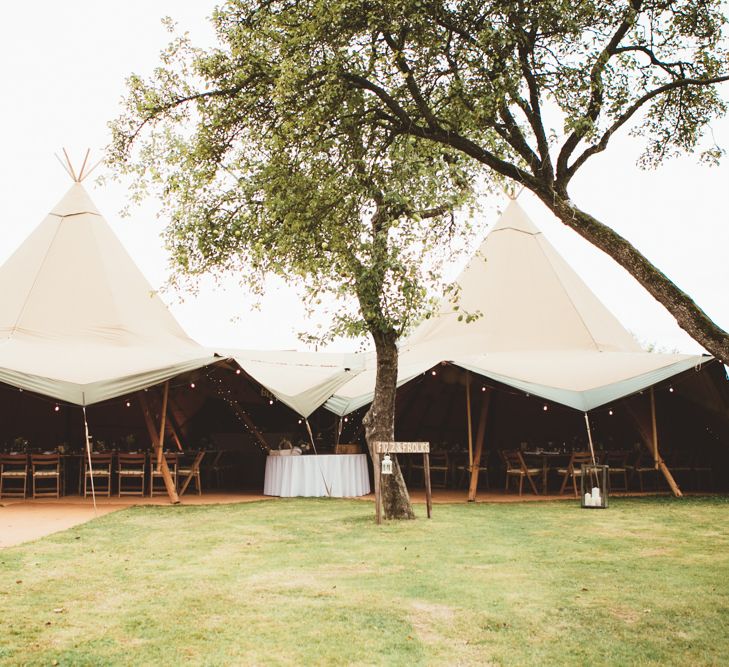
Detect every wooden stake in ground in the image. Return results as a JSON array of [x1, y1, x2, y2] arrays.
[[138, 385, 180, 504], [468, 389, 492, 502]]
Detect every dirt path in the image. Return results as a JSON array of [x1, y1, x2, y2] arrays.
[[0, 502, 122, 548]]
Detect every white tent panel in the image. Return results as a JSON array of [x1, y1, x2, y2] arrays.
[[0, 183, 217, 405]]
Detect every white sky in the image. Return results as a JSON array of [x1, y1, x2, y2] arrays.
[[0, 2, 727, 354]]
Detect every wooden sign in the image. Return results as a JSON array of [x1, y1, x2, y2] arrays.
[[373, 441, 430, 454], [372, 441, 431, 524]]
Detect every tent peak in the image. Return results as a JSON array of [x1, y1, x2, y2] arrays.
[[490, 199, 541, 236], [54, 148, 102, 184]]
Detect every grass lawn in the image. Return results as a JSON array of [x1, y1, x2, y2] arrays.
[[1, 497, 729, 666]]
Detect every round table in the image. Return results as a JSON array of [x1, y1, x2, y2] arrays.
[[264, 454, 370, 498]]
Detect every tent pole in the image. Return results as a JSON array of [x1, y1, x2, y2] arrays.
[[650, 387, 659, 467], [468, 388, 491, 502], [157, 382, 169, 467], [82, 403, 97, 517], [626, 395, 683, 498], [466, 371, 473, 468], [138, 388, 179, 504]]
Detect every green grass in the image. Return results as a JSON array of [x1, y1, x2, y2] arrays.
[[1, 497, 729, 666]]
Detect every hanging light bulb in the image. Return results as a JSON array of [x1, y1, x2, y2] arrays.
[[669, 386, 674, 393], [381, 454, 393, 475], [543, 404, 548, 411], [344, 416, 349, 423], [608, 409, 613, 416], [126, 400, 131, 408], [190, 382, 196, 389], [297, 419, 302, 424], [235, 369, 241, 375], [54, 404, 60, 412], [269, 399, 274, 405], [481, 386, 486, 392], [431, 370, 437, 376]]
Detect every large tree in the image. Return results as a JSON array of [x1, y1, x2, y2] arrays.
[[123, 0, 729, 361], [109, 17, 477, 519]]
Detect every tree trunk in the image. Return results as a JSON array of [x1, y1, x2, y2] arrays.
[[537, 187, 729, 362], [363, 329, 415, 520]]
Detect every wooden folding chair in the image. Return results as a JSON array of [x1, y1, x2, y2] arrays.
[[84, 453, 114, 497], [177, 451, 205, 496], [118, 452, 146, 496], [502, 450, 541, 495], [30, 453, 61, 498], [603, 450, 630, 492], [557, 451, 594, 497], [150, 452, 177, 496], [0, 454, 28, 498]]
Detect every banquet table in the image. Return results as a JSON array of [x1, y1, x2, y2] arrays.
[[264, 454, 370, 498]]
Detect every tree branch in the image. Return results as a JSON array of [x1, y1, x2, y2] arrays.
[[565, 74, 729, 181], [555, 1, 641, 182]]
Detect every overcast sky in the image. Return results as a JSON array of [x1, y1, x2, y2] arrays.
[[0, 2, 727, 354]]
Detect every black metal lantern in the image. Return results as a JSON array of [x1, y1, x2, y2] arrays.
[[580, 464, 609, 509]]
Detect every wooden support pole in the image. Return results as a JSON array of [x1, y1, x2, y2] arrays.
[[423, 453, 432, 518], [466, 372, 473, 468], [157, 382, 169, 467], [138, 389, 179, 504], [626, 395, 683, 498], [650, 387, 659, 466], [468, 389, 492, 502], [374, 453, 382, 525]]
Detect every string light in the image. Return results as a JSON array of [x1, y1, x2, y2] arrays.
[[543, 405, 548, 411], [54, 404, 60, 412], [190, 382, 196, 389], [481, 386, 486, 392], [669, 386, 674, 393], [269, 399, 274, 405], [235, 369, 241, 375], [608, 409, 613, 416], [431, 370, 437, 376], [344, 416, 349, 423], [208, 372, 270, 453], [126, 400, 131, 408]]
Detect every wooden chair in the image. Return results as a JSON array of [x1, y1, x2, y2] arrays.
[[456, 453, 489, 490], [150, 452, 177, 496], [631, 453, 661, 492], [0, 454, 28, 498], [502, 450, 541, 495], [412, 452, 449, 488], [84, 453, 114, 497], [177, 451, 205, 496], [30, 453, 61, 498], [557, 451, 594, 497], [117, 452, 146, 496], [603, 450, 630, 492]]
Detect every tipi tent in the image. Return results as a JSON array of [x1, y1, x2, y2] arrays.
[[0, 182, 218, 405], [325, 199, 711, 416]]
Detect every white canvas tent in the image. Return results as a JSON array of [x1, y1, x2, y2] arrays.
[[0, 182, 218, 406], [325, 199, 711, 416], [221, 349, 364, 418]]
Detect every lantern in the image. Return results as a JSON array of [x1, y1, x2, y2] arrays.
[[580, 464, 609, 509], [381, 454, 393, 475]]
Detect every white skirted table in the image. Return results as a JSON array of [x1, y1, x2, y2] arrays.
[[264, 454, 371, 498]]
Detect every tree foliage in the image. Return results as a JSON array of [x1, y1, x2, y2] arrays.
[[115, 0, 729, 360]]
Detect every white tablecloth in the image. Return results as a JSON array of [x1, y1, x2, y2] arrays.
[[264, 454, 371, 498]]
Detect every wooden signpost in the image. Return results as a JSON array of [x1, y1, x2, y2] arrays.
[[372, 441, 431, 524]]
